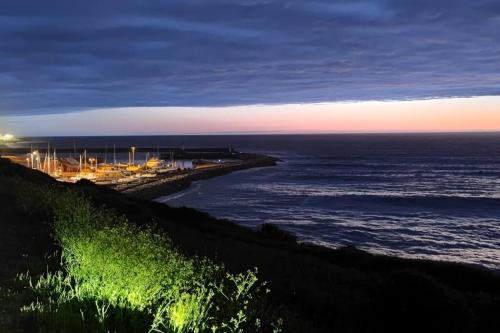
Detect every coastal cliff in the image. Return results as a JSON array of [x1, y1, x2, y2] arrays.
[[1, 157, 500, 333]]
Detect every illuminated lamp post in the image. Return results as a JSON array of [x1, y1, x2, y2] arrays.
[[33, 151, 39, 170], [89, 158, 96, 171]]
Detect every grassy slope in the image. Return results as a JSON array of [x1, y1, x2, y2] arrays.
[[0, 159, 58, 332], [0, 159, 57, 283], [1, 157, 500, 333]]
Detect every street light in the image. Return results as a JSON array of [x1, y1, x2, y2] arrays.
[[33, 151, 39, 169], [131, 147, 136, 165]]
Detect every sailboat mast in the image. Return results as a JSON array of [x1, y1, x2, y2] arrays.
[[53, 149, 57, 174], [47, 142, 50, 175]]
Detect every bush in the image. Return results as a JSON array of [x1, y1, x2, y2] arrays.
[[13, 184, 280, 332]]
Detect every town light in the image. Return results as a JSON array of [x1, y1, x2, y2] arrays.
[[0, 133, 16, 142]]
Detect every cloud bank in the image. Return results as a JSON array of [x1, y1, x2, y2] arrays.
[[0, 0, 499, 115]]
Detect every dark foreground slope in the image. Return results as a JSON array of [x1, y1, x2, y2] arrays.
[[1, 158, 500, 333]]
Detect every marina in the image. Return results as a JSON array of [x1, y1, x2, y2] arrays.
[[0, 142, 277, 196], [2, 143, 232, 182]]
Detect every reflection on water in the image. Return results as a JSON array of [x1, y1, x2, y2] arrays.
[[157, 134, 500, 270]]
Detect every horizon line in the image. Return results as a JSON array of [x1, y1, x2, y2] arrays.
[[17, 129, 500, 138]]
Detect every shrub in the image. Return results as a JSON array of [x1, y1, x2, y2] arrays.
[[13, 183, 279, 332]]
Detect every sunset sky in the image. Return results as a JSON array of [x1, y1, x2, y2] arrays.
[[2, 96, 500, 136], [1, 0, 499, 135]]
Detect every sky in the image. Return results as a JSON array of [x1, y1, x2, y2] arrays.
[[0, 0, 499, 135]]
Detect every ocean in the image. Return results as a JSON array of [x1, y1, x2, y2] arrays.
[[20, 134, 500, 269]]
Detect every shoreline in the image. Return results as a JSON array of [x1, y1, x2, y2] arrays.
[[2, 156, 500, 332], [117, 153, 279, 200]]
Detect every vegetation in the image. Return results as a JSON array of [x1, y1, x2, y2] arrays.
[[6, 180, 279, 332], [1, 157, 500, 333]]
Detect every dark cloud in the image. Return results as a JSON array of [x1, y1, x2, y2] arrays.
[[0, 0, 499, 115]]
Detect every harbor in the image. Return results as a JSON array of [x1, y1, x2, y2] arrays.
[[0, 143, 278, 197]]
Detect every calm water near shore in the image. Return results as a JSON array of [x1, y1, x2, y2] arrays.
[[22, 133, 500, 269]]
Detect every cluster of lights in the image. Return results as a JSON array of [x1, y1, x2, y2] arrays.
[[0, 133, 16, 142]]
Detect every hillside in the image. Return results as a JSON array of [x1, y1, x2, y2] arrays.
[[1, 157, 500, 333]]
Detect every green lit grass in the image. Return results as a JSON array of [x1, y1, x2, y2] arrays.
[[12, 183, 281, 332]]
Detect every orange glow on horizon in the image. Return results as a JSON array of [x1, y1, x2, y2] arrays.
[[1, 96, 500, 136]]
